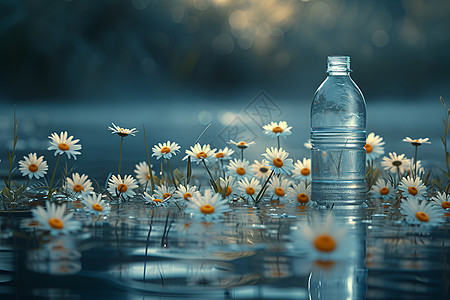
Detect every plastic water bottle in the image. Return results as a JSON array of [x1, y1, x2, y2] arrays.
[[310, 56, 367, 206]]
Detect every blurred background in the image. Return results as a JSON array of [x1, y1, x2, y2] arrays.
[[0, 0, 449, 180]]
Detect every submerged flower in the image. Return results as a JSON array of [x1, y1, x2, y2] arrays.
[[66, 173, 94, 194], [237, 178, 261, 202], [31, 201, 81, 236], [402, 137, 431, 146], [370, 179, 396, 200], [228, 140, 255, 149], [107, 174, 138, 200], [143, 192, 165, 206], [183, 143, 216, 164], [173, 184, 200, 201], [398, 176, 427, 201], [185, 189, 231, 221], [268, 176, 291, 202], [292, 158, 311, 181], [365, 132, 385, 162], [18, 153, 48, 179], [287, 183, 312, 206], [153, 184, 175, 202], [134, 161, 154, 186], [262, 147, 294, 175], [152, 141, 181, 160], [381, 152, 410, 174], [108, 123, 137, 137], [213, 147, 235, 161], [226, 158, 253, 180], [430, 191, 450, 213], [401, 198, 444, 227], [251, 160, 271, 180], [81, 193, 110, 216], [262, 121, 292, 138], [47, 131, 82, 160]]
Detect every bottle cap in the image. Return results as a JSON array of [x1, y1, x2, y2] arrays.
[[327, 56, 351, 73]]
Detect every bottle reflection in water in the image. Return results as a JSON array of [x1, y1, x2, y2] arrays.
[[310, 56, 367, 206]]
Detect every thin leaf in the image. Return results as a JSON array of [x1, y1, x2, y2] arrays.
[[143, 125, 155, 192], [431, 179, 444, 190], [186, 156, 192, 185], [7, 151, 12, 166], [441, 96, 445, 106], [153, 176, 161, 187], [2, 187, 12, 201], [173, 169, 184, 183], [209, 179, 218, 193]]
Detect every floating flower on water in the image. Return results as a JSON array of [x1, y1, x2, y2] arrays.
[[152, 141, 181, 160], [108, 123, 137, 137], [430, 191, 450, 214], [173, 184, 200, 201], [31, 201, 81, 236], [292, 158, 311, 181], [107, 174, 138, 200], [143, 191, 165, 206], [66, 173, 94, 194], [290, 212, 350, 261], [262, 121, 292, 138], [237, 178, 261, 202], [228, 140, 255, 149], [304, 140, 312, 149], [18, 153, 48, 179], [287, 183, 311, 206], [183, 143, 216, 164], [47, 131, 82, 160], [251, 159, 270, 180], [213, 147, 235, 161], [370, 179, 396, 200], [402, 137, 431, 146], [262, 147, 294, 175], [365, 132, 385, 162], [226, 158, 253, 180], [153, 184, 175, 202], [398, 176, 427, 201], [401, 198, 444, 227], [381, 152, 410, 174], [268, 176, 291, 202], [81, 193, 111, 216], [134, 161, 154, 187], [219, 176, 237, 199], [185, 189, 231, 221]]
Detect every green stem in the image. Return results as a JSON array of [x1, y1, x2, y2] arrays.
[[255, 170, 275, 204], [48, 154, 62, 200], [143, 125, 156, 193], [241, 148, 244, 160], [201, 158, 217, 191], [118, 136, 123, 175], [166, 159, 177, 188], [413, 145, 418, 179], [277, 136, 280, 149]]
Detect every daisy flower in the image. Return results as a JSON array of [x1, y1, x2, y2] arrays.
[[225, 158, 253, 180], [134, 161, 154, 186], [381, 152, 410, 175], [153, 184, 175, 202], [287, 183, 312, 206], [152, 141, 181, 160], [66, 173, 94, 194], [370, 179, 396, 200], [430, 191, 450, 213], [108, 123, 137, 137], [268, 176, 291, 202], [401, 198, 444, 227], [290, 212, 350, 261], [365, 132, 385, 162], [31, 201, 81, 236], [262, 121, 292, 138], [292, 158, 311, 181], [47, 131, 82, 160], [402, 137, 431, 146], [81, 193, 111, 216], [183, 143, 216, 164], [398, 176, 427, 201], [228, 140, 255, 149], [18, 153, 48, 180], [237, 178, 261, 202], [304, 140, 312, 150], [262, 147, 295, 175], [173, 184, 200, 201], [219, 176, 237, 199], [251, 160, 271, 180], [143, 192, 165, 206], [185, 189, 231, 222], [213, 147, 235, 161], [107, 174, 138, 200]]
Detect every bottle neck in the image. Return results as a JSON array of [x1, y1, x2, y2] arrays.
[[327, 56, 351, 76], [327, 70, 351, 76]]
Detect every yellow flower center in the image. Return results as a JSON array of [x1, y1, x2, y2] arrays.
[[297, 193, 309, 204], [117, 130, 129, 137], [415, 211, 429, 222], [392, 160, 402, 166], [314, 235, 336, 253], [117, 184, 128, 193], [246, 187, 256, 195], [93, 204, 103, 212], [146, 173, 151, 180], [238, 141, 246, 146], [200, 204, 215, 214], [73, 184, 84, 193], [408, 186, 418, 196], [48, 218, 64, 229], [154, 198, 162, 203], [365, 143, 373, 154], [163, 193, 171, 199], [28, 163, 39, 173], [273, 158, 283, 168], [58, 143, 70, 151], [300, 168, 310, 176], [272, 126, 283, 133], [226, 186, 232, 196], [274, 187, 285, 197], [215, 152, 225, 158], [236, 167, 246, 176], [183, 192, 192, 200], [259, 167, 268, 173], [380, 187, 390, 195], [160, 147, 171, 154], [196, 151, 207, 159], [442, 201, 450, 209]]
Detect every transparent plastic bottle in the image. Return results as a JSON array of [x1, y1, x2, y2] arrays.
[[310, 56, 367, 206]]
